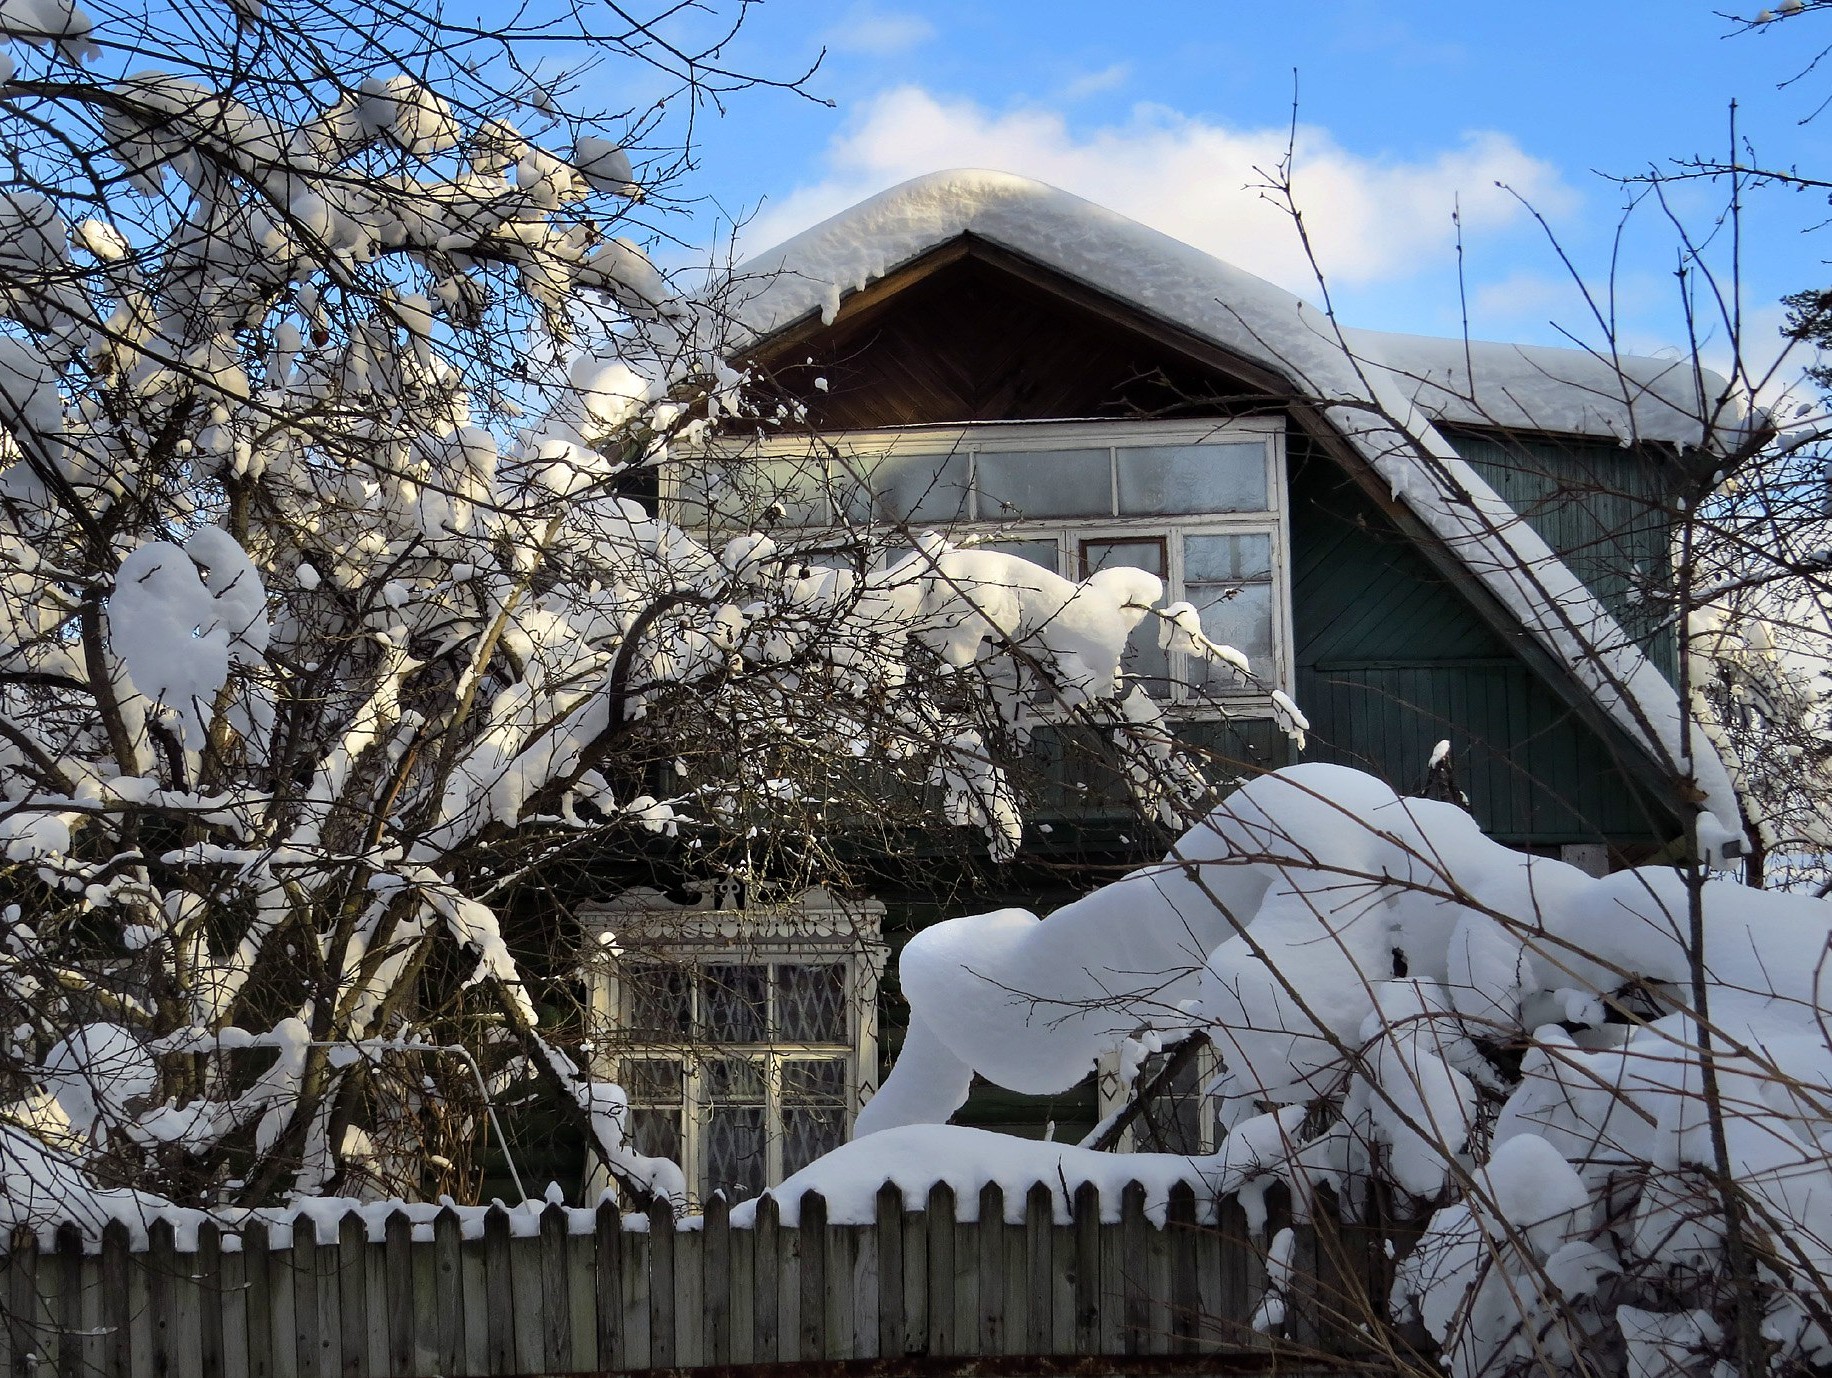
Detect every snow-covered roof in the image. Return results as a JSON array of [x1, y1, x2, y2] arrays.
[[721, 169, 1744, 844]]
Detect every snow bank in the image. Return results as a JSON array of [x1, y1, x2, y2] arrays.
[[861, 760, 1832, 1376]]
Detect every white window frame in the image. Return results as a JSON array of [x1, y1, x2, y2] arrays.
[[669, 418, 1294, 714], [577, 886, 887, 1206]]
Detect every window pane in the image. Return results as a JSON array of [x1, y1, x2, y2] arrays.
[[977, 538, 1060, 574], [781, 1105, 846, 1178], [868, 450, 971, 524], [775, 965, 847, 1043], [702, 965, 766, 1043], [705, 1056, 765, 1102], [1187, 582, 1274, 692], [629, 1108, 680, 1162], [704, 1104, 766, 1200], [1116, 443, 1267, 514], [782, 1058, 847, 1103], [678, 457, 830, 529], [1081, 539, 1170, 695], [976, 449, 1111, 519], [1184, 533, 1272, 582], [624, 963, 691, 1039], [623, 1058, 683, 1104]]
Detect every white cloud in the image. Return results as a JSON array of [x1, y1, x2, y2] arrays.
[[822, 7, 935, 56], [739, 87, 1578, 300], [1059, 62, 1132, 102]]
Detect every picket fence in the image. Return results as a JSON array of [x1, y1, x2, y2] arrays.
[[0, 1179, 1392, 1377]]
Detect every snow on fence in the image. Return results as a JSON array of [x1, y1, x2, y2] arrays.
[[0, 1180, 1386, 1377]]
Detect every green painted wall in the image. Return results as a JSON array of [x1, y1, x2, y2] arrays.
[[1288, 436, 1673, 847], [1444, 427, 1678, 682]]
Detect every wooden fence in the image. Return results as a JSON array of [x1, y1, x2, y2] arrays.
[[0, 1180, 1389, 1377]]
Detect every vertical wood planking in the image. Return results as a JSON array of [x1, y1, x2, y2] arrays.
[[976, 1182, 1004, 1355], [266, 1224, 297, 1378], [147, 1218, 176, 1378], [382, 1211, 412, 1377], [1072, 1181, 1101, 1355], [54, 1224, 81, 1378], [797, 1191, 826, 1363], [924, 1181, 955, 1356], [728, 1202, 754, 1365], [508, 1216, 543, 1375], [751, 1195, 778, 1363], [539, 1203, 571, 1374], [481, 1207, 513, 1376], [567, 1224, 596, 1373], [1024, 1181, 1052, 1354], [874, 1181, 902, 1359], [591, 1200, 621, 1372], [314, 1216, 340, 1378], [1167, 1181, 1199, 1353], [675, 1212, 702, 1369], [101, 1221, 131, 1378], [827, 1214, 859, 1361], [1120, 1181, 1148, 1356], [241, 1222, 272, 1378], [196, 1222, 225, 1378], [336, 1214, 366, 1378], [901, 1195, 928, 1358], [431, 1207, 464, 1377], [618, 1211, 649, 1371], [646, 1199, 675, 1370], [702, 1194, 730, 1366]]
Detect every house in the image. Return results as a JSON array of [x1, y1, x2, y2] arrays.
[[582, 169, 1747, 1204]]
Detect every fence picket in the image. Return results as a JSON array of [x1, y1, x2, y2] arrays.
[[797, 1190, 826, 1362], [101, 1220, 131, 1378], [702, 1193, 730, 1366], [925, 1180, 955, 1356], [0, 1173, 1371, 1377], [874, 1180, 903, 1359], [481, 1206, 513, 1375], [751, 1194, 778, 1363]]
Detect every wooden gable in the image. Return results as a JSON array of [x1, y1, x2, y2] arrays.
[[742, 236, 1276, 427]]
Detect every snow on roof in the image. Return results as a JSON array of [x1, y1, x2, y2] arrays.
[[720, 169, 1744, 842]]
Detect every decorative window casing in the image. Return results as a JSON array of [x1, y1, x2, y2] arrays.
[[673, 419, 1292, 709], [578, 886, 886, 1205]]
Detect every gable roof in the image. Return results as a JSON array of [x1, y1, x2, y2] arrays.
[[716, 169, 1747, 852]]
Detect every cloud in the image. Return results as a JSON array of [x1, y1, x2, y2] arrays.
[[822, 7, 935, 57], [1059, 62, 1132, 102], [739, 87, 1578, 300]]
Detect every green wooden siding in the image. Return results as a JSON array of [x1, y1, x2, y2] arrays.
[[1442, 426, 1677, 682], [1289, 438, 1672, 846]]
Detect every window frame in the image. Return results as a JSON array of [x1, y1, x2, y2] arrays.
[[670, 418, 1294, 712], [578, 889, 887, 1207]]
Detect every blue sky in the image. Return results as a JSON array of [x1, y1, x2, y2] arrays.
[[603, 1, 1832, 381]]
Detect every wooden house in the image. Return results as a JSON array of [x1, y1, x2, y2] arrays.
[[582, 169, 1747, 1201]]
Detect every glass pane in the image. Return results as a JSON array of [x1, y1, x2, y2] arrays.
[[976, 448, 1111, 519], [775, 965, 847, 1042], [629, 1107, 680, 1162], [704, 1105, 766, 1200], [782, 1058, 847, 1104], [1136, 1051, 1205, 1153], [623, 1058, 683, 1104], [703, 964, 766, 1043], [781, 1105, 846, 1178], [1184, 533, 1272, 582], [869, 450, 971, 524], [623, 963, 691, 1039], [1080, 539, 1165, 578], [705, 1056, 765, 1102], [977, 538, 1060, 574], [1081, 539, 1170, 695], [1116, 443, 1267, 514], [677, 457, 830, 529], [1188, 582, 1274, 693]]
